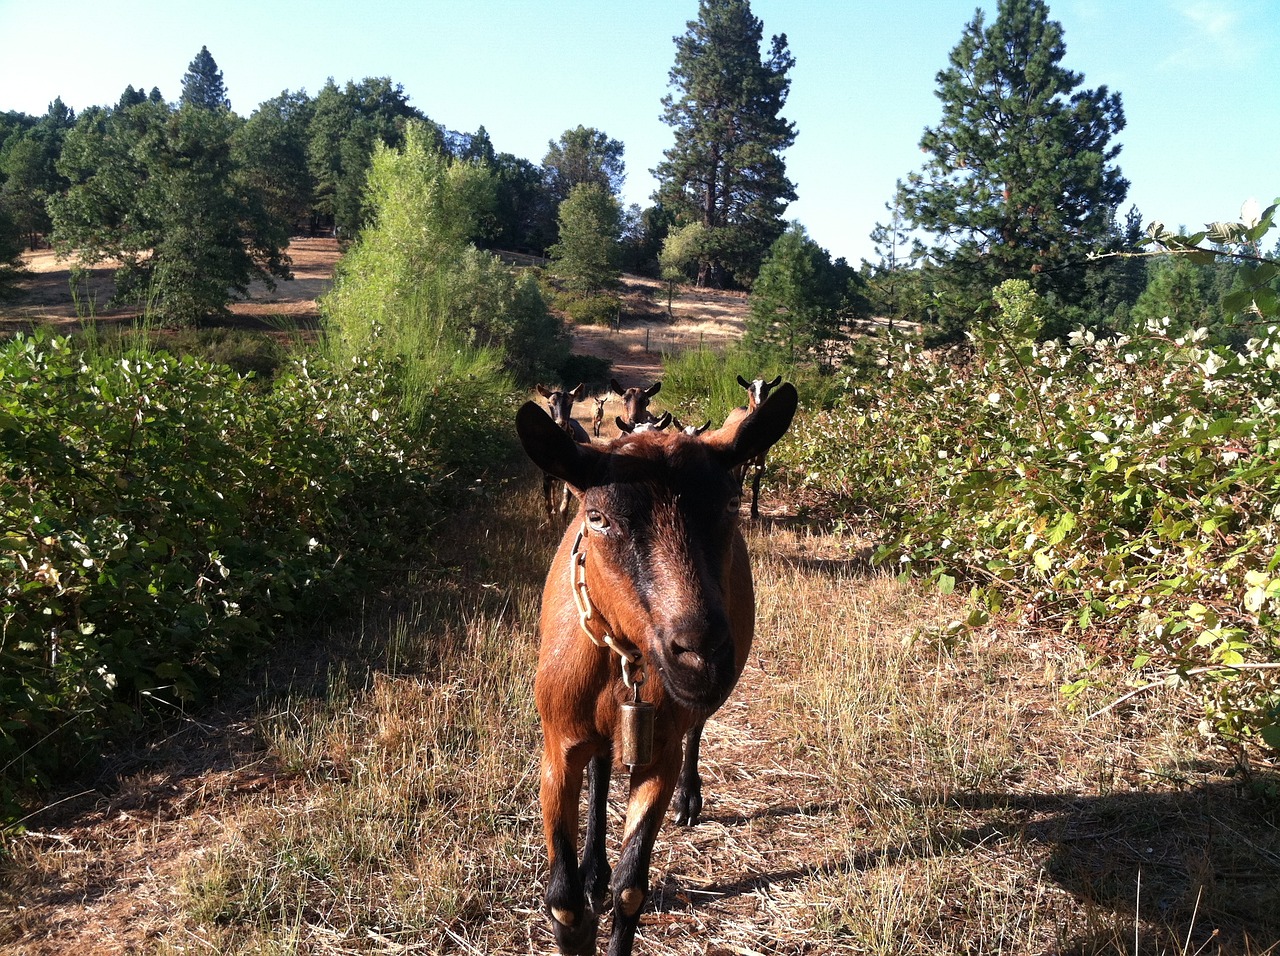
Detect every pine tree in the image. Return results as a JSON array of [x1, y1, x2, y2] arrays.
[[745, 224, 851, 367], [180, 46, 230, 111], [654, 0, 796, 287], [897, 0, 1127, 336]]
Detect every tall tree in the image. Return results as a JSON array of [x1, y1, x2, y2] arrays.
[[654, 0, 796, 287], [179, 45, 230, 111], [233, 90, 316, 232], [307, 77, 428, 236], [548, 182, 622, 296], [896, 0, 1127, 336], [0, 98, 74, 248], [745, 223, 856, 367]]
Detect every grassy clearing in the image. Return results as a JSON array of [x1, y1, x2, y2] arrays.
[[3, 478, 1279, 955]]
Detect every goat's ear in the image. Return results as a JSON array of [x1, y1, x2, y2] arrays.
[[616, 416, 634, 433], [610, 378, 625, 395], [570, 383, 586, 400], [536, 384, 553, 398], [654, 411, 672, 430], [517, 401, 602, 490], [736, 374, 750, 389], [645, 380, 662, 396], [696, 420, 711, 435], [707, 383, 798, 470], [767, 374, 783, 389]]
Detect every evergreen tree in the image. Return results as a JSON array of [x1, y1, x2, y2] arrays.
[[548, 182, 622, 296], [0, 201, 23, 299], [654, 0, 796, 287], [180, 45, 230, 111], [745, 223, 852, 367], [307, 77, 428, 235], [485, 151, 554, 255], [0, 98, 74, 248], [233, 90, 316, 232], [896, 0, 1127, 337]]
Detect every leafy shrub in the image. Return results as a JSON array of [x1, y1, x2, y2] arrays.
[[561, 293, 621, 328], [778, 276, 1280, 756], [0, 330, 485, 822]]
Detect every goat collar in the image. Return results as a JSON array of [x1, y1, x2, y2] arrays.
[[569, 523, 645, 689]]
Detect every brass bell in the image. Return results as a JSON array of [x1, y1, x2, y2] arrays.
[[620, 698, 655, 768]]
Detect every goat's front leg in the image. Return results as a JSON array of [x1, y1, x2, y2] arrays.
[[672, 721, 705, 826], [748, 455, 765, 519], [608, 762, 679, 956], [542, 744, 597, 955]]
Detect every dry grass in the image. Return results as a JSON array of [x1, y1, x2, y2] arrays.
[[4, 480, 1278, 955]]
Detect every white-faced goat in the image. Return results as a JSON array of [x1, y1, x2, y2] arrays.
[[616, 411, 672, 434], [717, 375, 783, 519]]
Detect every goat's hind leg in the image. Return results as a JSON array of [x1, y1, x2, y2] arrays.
[[672, 721, 705, 826], [579, 752, 613, 914]]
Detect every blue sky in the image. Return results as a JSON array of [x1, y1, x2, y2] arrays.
[[1, 0, 1276, 265]]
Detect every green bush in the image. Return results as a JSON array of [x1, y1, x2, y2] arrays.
[[0, 331, 473, 822], [561, 293, 621, 327], [778, 278, 1280, 755]]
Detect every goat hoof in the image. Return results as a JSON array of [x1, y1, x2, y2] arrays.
[[673, 786, 703, 826], [547, 906, 597, 955]]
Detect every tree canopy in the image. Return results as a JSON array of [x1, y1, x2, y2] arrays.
[[542, 125, 626, 205], [653, 0, 796, 287], [745, 223, 860, 367], [50, 97, 290, 325]]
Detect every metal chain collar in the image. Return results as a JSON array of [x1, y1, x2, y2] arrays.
[[569, 524, 646, 689]]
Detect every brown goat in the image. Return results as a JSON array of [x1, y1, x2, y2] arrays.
[[516, 383, 798, 956], [609, 377, 661, 428], [591, 394, 608, 438], [536, 383, 590, 520]]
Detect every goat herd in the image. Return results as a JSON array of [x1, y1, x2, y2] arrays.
[[515, 374, 798, 955]]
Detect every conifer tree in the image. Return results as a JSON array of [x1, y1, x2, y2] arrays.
[[654, 0, 796, 287], [896, 0, 1127, 336], [179, 46, 230, 111]]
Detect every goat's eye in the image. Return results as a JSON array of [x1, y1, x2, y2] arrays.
[[726, 496, 742, 515], [585, 509, 611, 533]]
